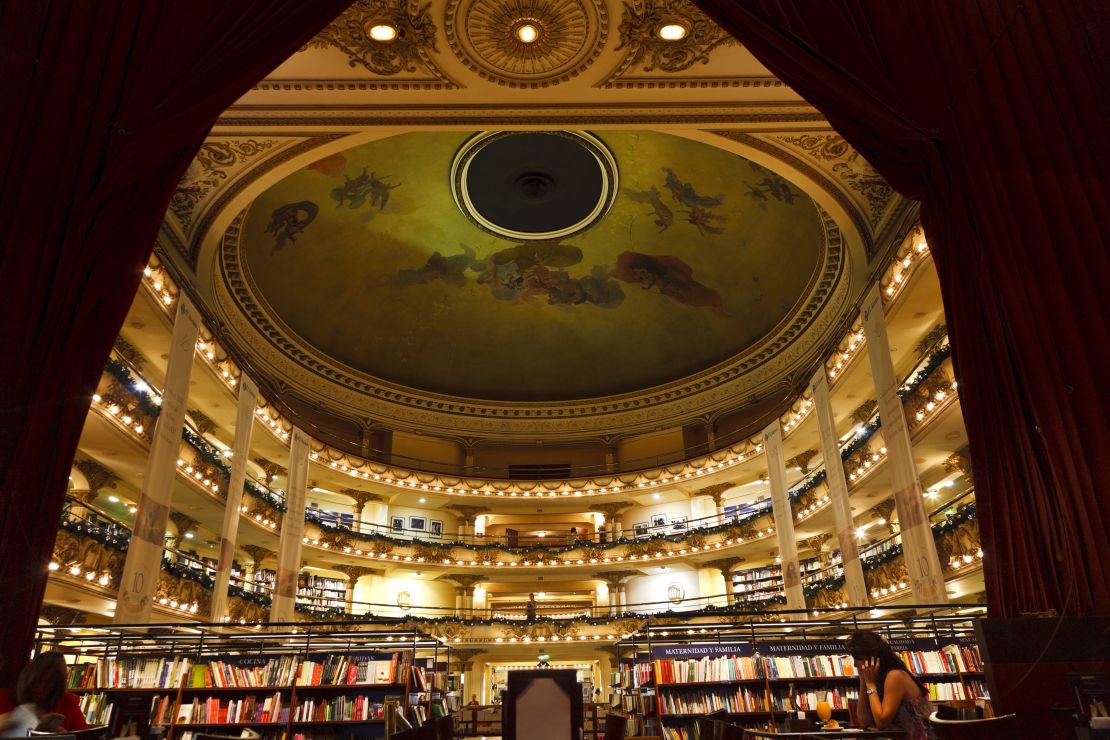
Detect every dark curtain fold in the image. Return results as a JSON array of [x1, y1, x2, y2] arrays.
[[692, 0, 1110, 617], [0, 0, 352, 684]]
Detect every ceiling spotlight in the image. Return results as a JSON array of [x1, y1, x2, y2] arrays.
[[657, 22, 689, 42], [419, 497, 426, 504], [514, 22, 541, 44], [367, 22, 398, 42]]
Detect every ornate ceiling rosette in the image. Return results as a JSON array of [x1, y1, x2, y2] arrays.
[[446, 0, 609, 87]]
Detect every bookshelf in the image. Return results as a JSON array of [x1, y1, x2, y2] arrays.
[[618, 635, 988, 738], [297, 574, 347, 613], [53, 624, 448, 740]]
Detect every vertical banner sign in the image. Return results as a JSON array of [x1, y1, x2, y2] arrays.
[[115, 296, 200, 623], [861, 285, 947, 605], [210, 375, 259, 621], [810, 368, 869, 606], [271, 427, 310, 622], [763, 421, 807, 615]]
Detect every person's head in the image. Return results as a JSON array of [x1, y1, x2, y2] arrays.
[[846, 630, 923, 695], [529, 592, 535, 601], [16, 651, 68, 709]]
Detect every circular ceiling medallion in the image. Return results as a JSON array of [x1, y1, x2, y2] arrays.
[[451, 131, 618, 241], [446, 0, 608, 87]]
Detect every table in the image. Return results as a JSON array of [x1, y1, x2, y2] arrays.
[[744, 732, 905, 739]]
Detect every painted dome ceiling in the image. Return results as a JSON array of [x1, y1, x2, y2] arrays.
[[235, 130, 826, 402]]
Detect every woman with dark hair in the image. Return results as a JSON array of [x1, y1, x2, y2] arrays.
[[0, 652, 89, 735], [847, 630, 936, 739]]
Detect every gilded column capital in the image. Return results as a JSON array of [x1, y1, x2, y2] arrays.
[[594, 570, 640, 588], [342, 488, 384, 513], [168, 511, 200, 538], [73, 457, 120, 497], [589, 502, 633, 518], [242, 544, 276, 568], [693, 483, 733, 505], [333, 564, 380, 582], [703, 557, 745, 577], [786, 449, 818, 474]]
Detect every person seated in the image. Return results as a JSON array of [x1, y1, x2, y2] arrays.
[[0, 651, 89, 736], [849, 630, 936, 739]]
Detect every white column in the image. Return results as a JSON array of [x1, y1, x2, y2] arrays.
[[271, 427, 310, 621], [115, 297, 200, 623], [211, 375, 259, 620], [809, 369, 869, 606], [763, 421, 807, 616], [861, 286, 947, 604]]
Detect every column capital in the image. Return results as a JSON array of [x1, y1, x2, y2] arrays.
[[441, 573, 484, 590], [72, 456, 120, 498], [594, 570, 639, 588], [588, 501, 633, 517], [187, 407, 218, 435], [342, 489, 384, 512], [869, 499, 897, 531], [703, 557, 745, 577], [944, 445, 974, 482], [451, 648, 485, 671], [785, 449, 818, 475], [242, 544, 276, 568], [693, 483, 733, 505], [445, 504, 490, 524], [168, 511, 199, 538], [333, 564, 380, 582]]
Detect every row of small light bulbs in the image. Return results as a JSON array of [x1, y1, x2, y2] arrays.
[[914, 382, 957, 423], [92, 393, 147, 436], [871, 581, 910, 599], [141, 264, 176, 307], [781, 397, 814, 433], [490, 611, 591, 621], [827, 328, 865, 382], [847, 446, 889, 483], [884, 238, 930, 299], [309, 529, 776, 567], [174, 458, 222, 493], [48, 560, 112, 587], [795, 491, 832, 520], [242, 504, 279, 529], [948, 548, 984, 570], [156, 595, 200, 614]]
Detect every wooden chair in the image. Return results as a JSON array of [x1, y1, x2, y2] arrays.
[[603, 711, 628, 740], [928, 711, 1019, 739]]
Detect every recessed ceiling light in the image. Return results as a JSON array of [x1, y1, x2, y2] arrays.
[[367, 23, 398, 42], [514, 22, 541, 44], [107, 496, 119, 503], [419, 497, 426, 503], [652, 493, 661, 500], [657, 22, 689, 41]]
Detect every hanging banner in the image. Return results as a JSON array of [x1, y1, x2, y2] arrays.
[[810, 368, 868, 607], [861, 285, 947, 605], [271, 426, 310, 622], [764, 421, 806, 614], [115, 296, 200, 623], [210, 374, 259, 620], [652, 643, 755, 658]]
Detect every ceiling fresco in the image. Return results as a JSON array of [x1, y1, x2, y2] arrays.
[[237, 130, 825, 402]]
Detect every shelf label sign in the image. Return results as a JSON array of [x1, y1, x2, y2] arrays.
[[757, 640, 848, 655], [651, 643, 754, 658]]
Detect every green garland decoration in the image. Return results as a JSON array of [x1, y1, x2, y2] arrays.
[[104, 358, 163, 419], [897, 343, 952, 399]]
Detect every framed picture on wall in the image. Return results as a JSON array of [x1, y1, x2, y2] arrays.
[[409, 516, 427, 531], [391, 516, 405, 533], [722, 504, 739, 523], [650, 514, 667, 529], [633, 522, 650, 539], [430, 519, 443, 538], [670, 516, 688, 533]]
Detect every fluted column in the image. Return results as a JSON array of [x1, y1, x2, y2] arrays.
[[589, 503, 631, 539], [809, 368, 869, 606], [115, 297, 200, 623], [861, 286, 947, 605], [344, 490, 383, 534], [271, 428, 311, 621], [211, 376, 259, 621], [763, 421, 806, 616]]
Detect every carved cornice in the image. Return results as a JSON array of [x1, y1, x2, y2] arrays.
[[215, 205, 849, 441], [599, 0, 737, 87], [301, 0, 453, 83], [170, 138, 279, 233]]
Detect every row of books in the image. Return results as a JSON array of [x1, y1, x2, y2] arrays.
[[622, 661, 653, 687], [292, 695, 384, 722], [655, 655, 765, 684], [618, 692, 656, 716], [896, 645, 983, 675], [68, 653, 409, 689], [175, 693, 288, 725], [77, 692, 113, 725], [763, 654, 858, 680], [923, 680, 990, 702], [660, 687, 773, 715]]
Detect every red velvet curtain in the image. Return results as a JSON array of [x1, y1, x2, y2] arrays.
[[0, 0, 351, 683], [692, 1, 1110, 617]]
